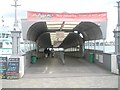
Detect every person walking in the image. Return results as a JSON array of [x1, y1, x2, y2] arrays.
[[51, 48, 54, 57], [44, 48, 48, 58]]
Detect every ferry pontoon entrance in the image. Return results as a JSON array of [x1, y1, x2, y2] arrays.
[[21, 11, 117, 76], [1, 11, 118, 88]]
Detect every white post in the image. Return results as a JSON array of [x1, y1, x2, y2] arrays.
[[99, 40, 100, 50], [114, 1, 120, 54], [26, 40, 28, 51], [11, 0, 21, 55], [94, 40, 96, 51], [23, 40, 26, 52], [11, 30, 21, 55], [103, 39, 105, 52], [88, 41, 90, 49], [29, 41, 31, 51]]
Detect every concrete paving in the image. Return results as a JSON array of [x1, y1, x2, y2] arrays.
[[2, 56, 119, 88], [118, 75, 120, 90]]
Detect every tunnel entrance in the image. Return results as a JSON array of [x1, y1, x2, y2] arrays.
[[21, 11, 110, 78]]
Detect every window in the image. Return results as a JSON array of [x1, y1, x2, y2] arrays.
[[0, 42, 3, 48], [10, 42, 12, 45], [2, 33, 5, 38], [6, 34, 9, 38], [5, 42, 9, 45]]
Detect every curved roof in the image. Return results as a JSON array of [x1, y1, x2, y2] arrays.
[[37, 32, 52, 48], [26, 21, 103, 48], [73, 22, 102, 41], [27, 22, 47, 41], [59, 33, 83, 49]]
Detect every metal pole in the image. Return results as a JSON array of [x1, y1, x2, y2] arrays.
[[11, 0, 21, 27], [24, 40, 26, 52], [11, 0, 21, 55], [88, 41, 89, 49], [103, 39, 105, 52], [94, 40, 96, 51], [14, 0, 17, 26], [117, 1, 120, 30], [117, 1, 120, 54], [114, 1, 120, 54], [99, 40, 100, 50]]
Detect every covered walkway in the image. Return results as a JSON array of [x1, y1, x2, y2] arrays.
[[22, 11, 107, 53], [4, 11, 116, 88]]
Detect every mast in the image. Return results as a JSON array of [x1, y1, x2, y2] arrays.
[[117, 1, 120, 31], [114, 1, 120, 54], [11, 0, 21, 55], [11, 0, 21, 28]]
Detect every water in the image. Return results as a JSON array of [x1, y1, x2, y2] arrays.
[[104, 46, 115, 53], [85, 45, 115, 53]]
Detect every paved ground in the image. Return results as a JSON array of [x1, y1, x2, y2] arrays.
[[118, 75, 120, 90], [2, 56, 119, 88]]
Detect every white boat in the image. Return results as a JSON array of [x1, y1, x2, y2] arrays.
[[0, 26, 25, 58], [0, 26, 12, 57]]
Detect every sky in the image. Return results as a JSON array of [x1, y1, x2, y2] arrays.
[[0, 0, 119, 41]]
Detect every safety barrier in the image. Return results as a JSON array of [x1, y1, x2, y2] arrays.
[[84, 49, 111, 71]]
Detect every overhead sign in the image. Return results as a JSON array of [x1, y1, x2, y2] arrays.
[[56, 31, 65, 39], [27, 11, 107, 22]]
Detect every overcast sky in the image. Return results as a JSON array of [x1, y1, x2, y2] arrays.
[[0, 0, 119, 41]]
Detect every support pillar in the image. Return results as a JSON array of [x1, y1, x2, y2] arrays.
[[11, 30, 21, 55], [94, 40, 96, 52], [36, 41, 39, 58], [114, 31, 120, 54], [103, 39, 105, 52], [114, 1, 120, 54], [88, 41, 89, 49]]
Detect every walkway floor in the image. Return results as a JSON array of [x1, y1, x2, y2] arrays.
[[2, 56, 118, 88]]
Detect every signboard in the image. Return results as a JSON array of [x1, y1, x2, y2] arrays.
[[99, 54, 103, 63], [0, 57, 7, 79], [56, 31, 65, 38], [95, 54, 99, 60], [27, 11, 107, 22], [6, 58, 19, 79], [56, 31, 65, 41]]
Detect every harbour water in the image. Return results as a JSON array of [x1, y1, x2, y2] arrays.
[[104, 46, 115, 53], [85, 45, 115, 53]]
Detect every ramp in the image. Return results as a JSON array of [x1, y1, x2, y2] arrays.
[[24, 56, 115, 78]]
